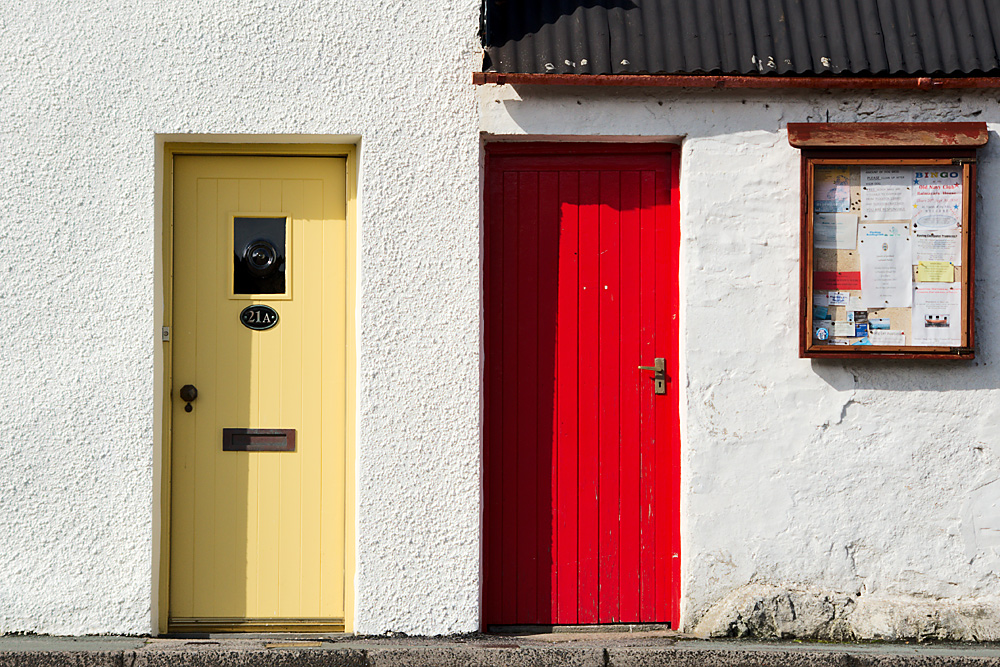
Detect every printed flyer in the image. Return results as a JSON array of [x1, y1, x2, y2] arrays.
[[861, 166, 912, 221], [814, 166, 850, 213], [859, 223, 912, 308], [912, 169, 962, 230], [911, 283, 962, 346]]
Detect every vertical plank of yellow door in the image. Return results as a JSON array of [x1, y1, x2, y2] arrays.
[[192, 176, 219, 615], [170, 159, 200, 618], [237, 176, 275, 618], [319, 169, 347, 615], [212, 174, 258, 619], [213, 176, 242, 616], [260, 176, 302, 618], [293, 177, 323, 618]]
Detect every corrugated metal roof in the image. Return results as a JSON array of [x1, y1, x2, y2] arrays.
[[482, 0, 1000, 76]]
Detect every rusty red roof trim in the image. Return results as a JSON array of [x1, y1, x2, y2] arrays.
[[473, 72, 1000, 91], [787, 122, 989, 148]]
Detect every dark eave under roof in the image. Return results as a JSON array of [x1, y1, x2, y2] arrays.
[[482, 0, 1000, 78]]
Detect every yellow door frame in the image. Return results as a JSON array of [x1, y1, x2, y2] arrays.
[[158, 142, 357, 634]]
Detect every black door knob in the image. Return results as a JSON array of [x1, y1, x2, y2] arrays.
[[180, 384, 198, 411]]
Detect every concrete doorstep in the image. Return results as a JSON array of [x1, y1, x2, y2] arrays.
[[6, 633, 1000, 667]]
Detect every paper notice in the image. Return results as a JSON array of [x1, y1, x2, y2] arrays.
[[911, 283, 961, 346], [828, 291, 849, 307], [870, 329, 905, 346], [833, 321, 855, 337], [814, 271, 861, 290], [814, 167, 850, 213], [859, 223, 912, 308], [913, 168, 962, 231], [813, 292, 829, 307], [916, 260, 955, 283], [814, 213, 858, 249], [861, 167, 912, 221], [915, 231, 961, 265], [869, 318, 890, 330]]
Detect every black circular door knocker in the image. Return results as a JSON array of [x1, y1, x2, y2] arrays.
[[240, 304, 279, 331], [244, 238, 280, 278]]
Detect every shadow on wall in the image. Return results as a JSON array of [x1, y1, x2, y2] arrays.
[[488, 86, 804, 143], [483, 87, 1000, 394], [811, 129, 1000, 393]]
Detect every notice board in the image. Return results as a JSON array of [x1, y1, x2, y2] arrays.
[[789, 123, 987, 359]]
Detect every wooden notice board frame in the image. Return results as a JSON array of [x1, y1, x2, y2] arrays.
[[789, 123, 988, 360]]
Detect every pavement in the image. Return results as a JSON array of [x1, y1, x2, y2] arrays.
[[5, 631, 1000, 667]]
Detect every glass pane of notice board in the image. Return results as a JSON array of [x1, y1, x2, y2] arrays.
[[802, 159, 974, 359]]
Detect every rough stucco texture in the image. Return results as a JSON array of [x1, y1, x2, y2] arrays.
[[7, 0, 1000, 641], [0, 0, 483, 635], [480, 87, 1000, 640]]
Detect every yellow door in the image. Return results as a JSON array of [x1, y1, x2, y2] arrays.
[[169, 155, 348, 632]]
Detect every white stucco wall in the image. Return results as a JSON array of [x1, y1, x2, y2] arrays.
[[0, 0, 483, 636], [479, 85, 1000, 640], [5, 0, 1000, 641]]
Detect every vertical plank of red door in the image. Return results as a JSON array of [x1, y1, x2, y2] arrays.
[[537, 171, 559, 622], [482, 167, 492, 624], [598, 171, 621, 622], [516, 171, 539, 623], [666, 152, 682, 627], [499, 171, 520, 624], [618, 170, 642, 622], [554, 171, 580, 624], [577, 169, 600, 623], [653, 164, 672, 622], [484, 164, 505, 624], [638, 169, 658, 621]]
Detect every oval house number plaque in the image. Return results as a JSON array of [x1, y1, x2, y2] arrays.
[[240, 304, 279, 331]]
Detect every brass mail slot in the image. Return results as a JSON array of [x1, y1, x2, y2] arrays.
[[223, 428, 296, 452]]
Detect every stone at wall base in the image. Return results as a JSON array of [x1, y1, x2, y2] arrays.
[[691, 583, 1000, 641]]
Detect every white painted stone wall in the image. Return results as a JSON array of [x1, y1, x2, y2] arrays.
[[479, 85, 1000, 640], [4, 0, 1000, 640], [0, 0, 483, 636]]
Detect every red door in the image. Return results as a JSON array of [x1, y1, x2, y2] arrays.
[[483, 144, 680, 627]]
